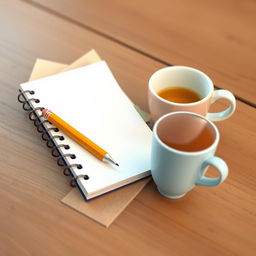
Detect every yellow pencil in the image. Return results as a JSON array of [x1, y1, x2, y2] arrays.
[[42, 108, 119, 166]]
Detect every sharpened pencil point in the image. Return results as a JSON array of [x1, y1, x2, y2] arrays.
[[104, 154, 119, 166]]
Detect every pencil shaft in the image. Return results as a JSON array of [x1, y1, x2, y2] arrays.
[[47, 112, 107, 160]]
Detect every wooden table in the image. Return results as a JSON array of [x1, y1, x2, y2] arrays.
[[1, 0, 255, 255]]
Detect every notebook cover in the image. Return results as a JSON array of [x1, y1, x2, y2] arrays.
[[29, 49, 151, 227], [23, 61, 151, 199]]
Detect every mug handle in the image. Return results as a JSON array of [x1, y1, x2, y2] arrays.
[[196, 156, 228, 186], [206, 89, 236, 122]]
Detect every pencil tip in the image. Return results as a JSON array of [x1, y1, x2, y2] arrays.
[[104, 154, 119, 166]]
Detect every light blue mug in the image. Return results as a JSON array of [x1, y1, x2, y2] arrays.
[[151, 111, 228, 199]]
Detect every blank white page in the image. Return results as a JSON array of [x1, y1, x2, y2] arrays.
[[21, 61, 152, 199]]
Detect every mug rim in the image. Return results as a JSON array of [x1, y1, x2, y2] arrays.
[[153, 111, 219, 155], [148, 66, 214, 106]]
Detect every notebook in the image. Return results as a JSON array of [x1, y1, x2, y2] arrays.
[[28, 52, 151, 227], [19, 61, 152, 200]]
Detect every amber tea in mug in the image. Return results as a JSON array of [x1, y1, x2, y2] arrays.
[[148, 66, 236, 122], [151, 112, 229, 199], [157, 87, 201, 104], [159, 121, 216, 152]]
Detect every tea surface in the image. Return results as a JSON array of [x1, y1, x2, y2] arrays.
[[161, 124, 215, 152], [157, 87, 201, 103]]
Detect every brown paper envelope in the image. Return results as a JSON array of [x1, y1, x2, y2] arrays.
[[62, 49, 101, 71], [29, 59, 67, 81], [28, 49, 150, 227]]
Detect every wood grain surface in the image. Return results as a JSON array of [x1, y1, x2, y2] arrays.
[[30, 0, 256, 105], [0, 0, 255, 255]]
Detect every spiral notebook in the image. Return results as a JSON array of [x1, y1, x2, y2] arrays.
[[19, 61, 152, 200]]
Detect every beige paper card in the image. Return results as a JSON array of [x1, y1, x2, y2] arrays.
[[61, 49, 101, 72], [29, 59, 67, 81], [29, 50, 150, 227]]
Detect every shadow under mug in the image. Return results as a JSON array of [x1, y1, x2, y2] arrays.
[[148, 66, 236, 122], [151, 111, 228, 199]]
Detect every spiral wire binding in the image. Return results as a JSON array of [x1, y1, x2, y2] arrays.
[[17, 89, 89, 188]]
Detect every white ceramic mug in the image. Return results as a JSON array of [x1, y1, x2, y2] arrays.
[[148, 66, 236, 122], [151, 112, 228, 199]]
